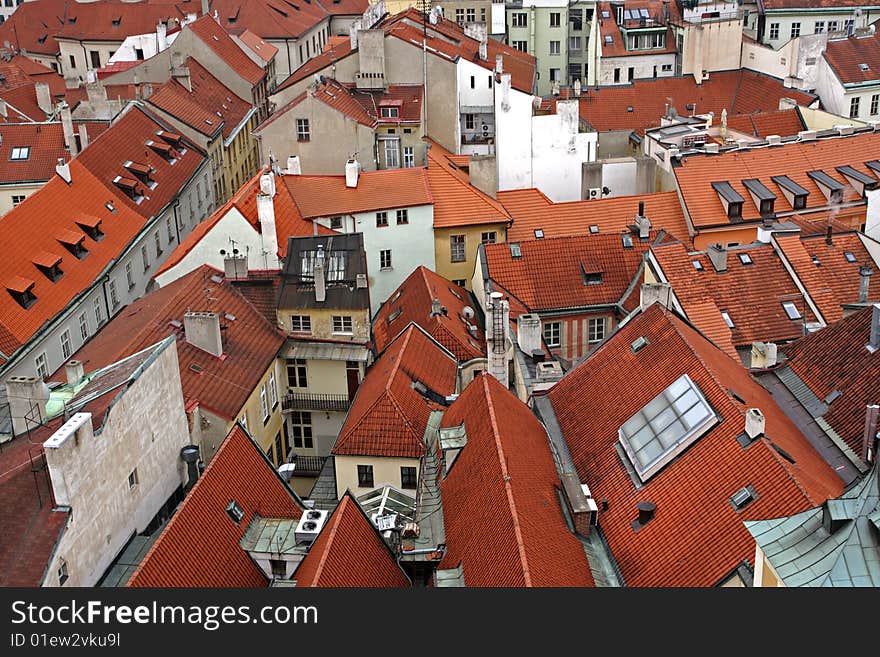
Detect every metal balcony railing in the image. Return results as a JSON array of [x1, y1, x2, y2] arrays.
[[287, 455, 327, 477], [282, 392, 351, 413]]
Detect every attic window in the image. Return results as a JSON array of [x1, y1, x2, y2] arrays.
[[58, 232, 89, 260], [860, 63, 870, 71], [806, 170, 845, 204], [730, 485, 758, 511], [509, 243, 522, 258], [782, 301, 802, 320], [738, 253, 753, 265], [711, 181, 744, 220], [113, 176, 144, 202], [6, 277, 37, 309], [621, 233, 634, 249], [812, 255, 821, 266], [771, 175, 809, 210], [448, 286, 462, 300], [33, 253, 63, 282], [692, 260, 704, 271], [112, 16, 121, 27], [534, 229, 544, 239], [721, 309, 734, 328], [146, 140, 177, 164], [226, 500, 245, 524], [742, 178, 776, 216], [630, 336, 649, 353], [604, 35, 612, 44], [589, 225, 599, 234], [618, 374, 718, 483], [9, 147, 30, 161], [124, 161, 155, 187], [76, 218, 104, 242], [387, 308, 403, 323], [844, 251, 857, 263], [580, 263, 602, 285]]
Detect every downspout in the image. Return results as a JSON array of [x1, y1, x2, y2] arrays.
[[172, 199, 181, 244], [80, 41, 89, 82]]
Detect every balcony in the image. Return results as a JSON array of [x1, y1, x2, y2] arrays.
[[286, 455, 327, 477], [282, 392, 351, 413]]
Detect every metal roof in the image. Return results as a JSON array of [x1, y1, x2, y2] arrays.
[[289, 342, 370, 362]]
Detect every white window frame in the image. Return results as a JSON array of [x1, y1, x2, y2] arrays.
[[79, 312, 89, 341], [260, 383, 269, 422], [588, 317, 606, 344], [544, 321, 561, 348], [380, 249, 392, 269], [332, 315, 353, 334], [403, 146, 415, 168], [60, 329, 71, 360], [35, 352, 48, 379], [268, 371, 278, 408]]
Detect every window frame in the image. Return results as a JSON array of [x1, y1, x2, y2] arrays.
[[450, 234, 466, 262], [544, 321, 561, 348], [332, 315, 353, 334], [357, 464, 375, 488]]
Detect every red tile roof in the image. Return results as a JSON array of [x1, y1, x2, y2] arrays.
[[0, 123, 68, 184], [725, 107, 805, 138], [283, 167, 433, 218], [762, 0, 874, 9], [374, 266, 485, 362], [129, 423, 303, 587], [782, 304, 880, 455], [293, 493, 410, 587], [500, 188, 690, 243], [425, 139, 511, 229], [236, 29, 278, 63], [49, 264, 285, 421], [188, 14, 266, 86], [598, 2, 676, 59], [210, 0, 330, 40], [0, 0, 71, 55], [578, 70, 815, 135], [53, 2, 181, 43], [652, 240, 820, 347], [483, 232, 660, 313], [824, 31, 880, 85], [333, 324, 458, 458], [440, 373, 595, 586], [314, 0, 368, 16], [545, 304, 844, 586], [0, 57, 68, 122]]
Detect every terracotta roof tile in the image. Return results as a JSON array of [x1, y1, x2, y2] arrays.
[[824, 32, 880, 85], [333, 324, 457, 458], [293, 493, 410, 587], [210, 0, 330, 40], [53, 2, 182, 44], [546, 304, 845, 586], [0, 123, 68, 184], [725, 107, 805, 138], [188, 14, 265, 85], [129, 423, 303, 587], [440, 373, 595, 587], [236, 29, 278, 63], [314, 0, 368, 16], [597, 2, 676, 59]]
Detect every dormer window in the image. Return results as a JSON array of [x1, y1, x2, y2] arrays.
[[112, 16, 121, 27], [807, 170, 845, 204], [742, 179, 776, 217], [33, 252, 63, 282], [146, 139, 177, 163], [380, 106, 400, 118], [771, 175, 809, 210], [6, 276, 37, 309], [580, 263, 602, 285], [835, 165, 877, 197], [9, 146, 30, 161], [58, 230, 89, 260], [124, 161, 156, 188], [711, 181, 744, 221], [113, 175, 144, 202]]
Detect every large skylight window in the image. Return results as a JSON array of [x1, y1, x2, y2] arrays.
[[9, 147, 30, 161], [721, 309, 734, 328], [782, 301, 802, 320], [618, 374, 718, 482]]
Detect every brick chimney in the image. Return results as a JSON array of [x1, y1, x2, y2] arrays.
[[157, 21, 168, 51], [184, 312, 223, 357], [750, 342, 778, 368], [633, 201, 651, 238], [42, 412, 95, 507], [223, 254, 247, 280], [77, 123, 90, 151], [640, 282, 671, 312], [5, 376, 50, 436]]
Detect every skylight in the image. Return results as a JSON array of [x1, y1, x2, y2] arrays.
[[738, 253, 753, 265], [509, 243, 522, 258], [618, 374, 718, 482], [589, 225, 599, 234], [860, 63, 870, 71], [9, 146, 30, 161], [534, 229, 544, 239], [692, 260, 704, 271], [845, 251, 857, 263], [604, 35, 612, 44], [721, 310, 734, 328], [602, 10, 610, 19], [782, 301, 802, 320]]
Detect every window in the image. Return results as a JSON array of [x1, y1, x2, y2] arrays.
[[850, 96, 860, 119], [35, 352, 48, 379], [544, 321, 561, 347], [550, 12, 561, 27], [330, 216, 343, 230], [89, 50, 100, 69], [628, 67, 635, 82], [78, 312, 88, 341], [357, 464, 374, 488], [549, 40, 560, 55], [403, 146, 415, 168], [662, 64, 673, 72], [738, 253, 754, 265], [296, 118, 310, 142], [57, 560, 68, 586], [141, 245, 149, 272], [396, 209, 408, 225], [9, 146, 30, 160], [69, 54, 75, 70], [384, 139, 400, 168], [226, 500, 244, 523], [512, 13, 527, 27], [692, 260, 704, 271], [376, 211, 388, 227], [401, 466, 417, 489], [814, 20, 825, 34], [154, 231, 162, 257], [290, 411, 313, 449], [450, 235, 466, 262], [60, 329, 71, 360], [466, 8, 475, 22], [570, 36, 582, 51], [549, 68, 560, 82], [769, 23, 779, 40], [452, 279, 467, 287], [465, 113, 475, 131], [290, 315, 311, 333], [845, 19, 854, 34], [845, 251, 858, 263], [828, 20, 839, 32], [260, 383, 269, 422], [618, 374, 718, 482], [380, 106, 399, 118], [11, 194, 25, 206], [513, 40, 528, 52], [509, 242, 522, 258], [872, 95, 879, 116], [380, 249, 392, 270], [721, 310, 734, 328], [455, 8, 464, 24], [571, 8, 583, 31], [287, 358, 307, 388], [481, 231, 497, 244], [268, 371, 278, 409], [94, 297, 104, 325], [128, 468, 139, 489], [614, 68, 621, 83], [166, 217, 174, 242], [332, 315, 353, 333], [125, 262, 134, 289], [790, 22, 800, 38], [588, 317, 606, 344], [782, 301, 802, 320]]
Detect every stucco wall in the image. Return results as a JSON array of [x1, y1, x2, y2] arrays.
[[334, 454, 420, 500]]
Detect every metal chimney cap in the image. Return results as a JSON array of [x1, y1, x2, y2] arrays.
[[180, 445, 200, 463], [637, 501, 656, 513]]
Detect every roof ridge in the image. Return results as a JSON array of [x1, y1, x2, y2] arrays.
[[306, 494, 348, 586], [759, 437, 824, 508]]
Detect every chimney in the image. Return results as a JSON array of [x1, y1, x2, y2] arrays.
[[201, 0, 210, 16], [56, 158, 71, 184], [184, 312, 224, 357], [640, 282, 671, 312], [635, 501, 656, 527], [0, 99, 7, 118], [314, 244, 326, 302], [259, 171, 276, 198], [430, 298, 442, 317], [479, 40, 488, 61], [633, 201, 651, 238], [869, 303, 880, 352], [85, 79, 108, 104], [345, 159, 359, 188], [745, 408, 765, 439], [64, 360, 84, 386], [862, 404, 880, 464], [180, 444, 201, 490], [5, 376, 50, 436], [224, 254, 247, 280], [706, 243, 728, 272], [60, 103, 77, 156], [486, 291, 510, 384], [859, 266, 873, 303], [157, 21, 168, 51], [516, 313, 542, 355], [42, 412, 95, 508], [349, 23, 360, 50], [256, 192, 279, 262], [77, 123, 90, 151], [35, 82, 52, 116], [750, 342, 778, 368], [825, 224, 833, 246], [573, 78, 582, 97], [172, 63, 192, 93], [286, 155, 302, 175], [495, 54, 503, 75]]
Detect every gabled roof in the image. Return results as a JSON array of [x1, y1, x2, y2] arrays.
[[725, 107, 806, 139], [545, 304, 844, 586], [500, 188, 689, 243], [236, 29, 278, 64], [781, 304, 880, 455], [374, 266, 485, 362], [49, 265, 285, 421], [0, 123, 69, 184], [440, 373, 595, 587], [0, 57, 68, 123], [129, 423, 303, 587], [293, 493, 410, 587], [825, 31, 880, 85], [188, 14, 265, 85], [424, 139, 511, 229], [333, 324, 457, 458], [209, 0, 332, 40], [0, 0, 74, 55]]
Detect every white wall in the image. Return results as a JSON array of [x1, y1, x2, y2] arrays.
[[599, 53, 676, 85]]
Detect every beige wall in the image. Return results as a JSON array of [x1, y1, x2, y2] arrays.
[[753, 545, 784, 587], [434, 223, 507, 290], [224, 113, 260, 196], [0, 182, 45, 216], [799, 106, 867, 130], [234, 358, 285, 461], [59, 38, 125, 81], [279, 307, 371, 343], [334, 454, 420, 500], [679, 19, 744, 77]]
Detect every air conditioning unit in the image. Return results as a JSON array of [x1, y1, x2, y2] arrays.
[[295, 509, 328, 544], [580, 484, 599, 526], [356, 273, 367, 289], [372, 513, 399, 532], [588, 187, 601, 199]]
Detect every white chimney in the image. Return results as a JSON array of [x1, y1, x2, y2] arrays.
[[314, 244, 326, 303], [516, 313, 542, 356], [495, 54, 503, 75], [745, 408, 765, 439], [349, 23, 360, 50], [64, 360, 85, 386], [56, 158, 71, 184], [5, 376, 50, 436], [157, 21, 168, 51], [223, 254, 247, 280], [486, 292, 510, 385], [35, 82, 53, 116], [640, 282, 671, 312], [257, 192, 279, 263], [201, 0, 210, 16], [77, 123, 90, 151], [184, 312, 224, 357], [750, 342, 778, 369], [869, 303, 880, 353], [345, 159, 359, 188], [42, 412, 95, 508], [60, 104, 77, 156], [286, 155, 302, 175], [573, 78, 582, 97], [706, 244, 728, 272], [259, 172, 276, 198], [0, 99, 7, 118]]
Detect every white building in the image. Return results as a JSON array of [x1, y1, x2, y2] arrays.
[[816, 30, 880, 121]]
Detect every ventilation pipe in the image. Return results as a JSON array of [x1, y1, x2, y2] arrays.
[[181, 445, 201, 490]]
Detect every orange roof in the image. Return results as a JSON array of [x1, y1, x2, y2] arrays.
[[598, 2, 676, 59], [323, 35, 349, 53], [333, 324, 457, 458], [210, 0, 331, 40], [374, 266, 485, 362], [50, 265, 285, 422], [425, 139, 510, 229], [0, 123, 69, 184], [440, 373, 595, 587], [129, 423, 303, 587], [500, 188, 690, 243], [674, 131, 880, 229], [237, 29, 278, 63], [652, 241, 820, 347], [824, 31, 880, 85], [293, 493, 410, 587], [725, 107, 806, 139], [283, 167, 433, 218], [188, 14, 265, 86], [53, 2, 181, 44], [545, 304, 844, 586], [0, 0, 74, 55]]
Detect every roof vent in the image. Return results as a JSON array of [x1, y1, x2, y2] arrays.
[[630, 336, 649, 353], [631, 501, 656, 531], [730, 485, 757, 510], [226, 500, 245, 523], [745, 408, 765, 439]]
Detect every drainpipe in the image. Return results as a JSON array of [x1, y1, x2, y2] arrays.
[[172, 199, 181, 244]]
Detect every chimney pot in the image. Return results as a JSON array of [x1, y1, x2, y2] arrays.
[[638, 200, 645, 216], [181, 444, 201, 490], [826, 224, 834, 246], [64, 360, 84, 386], [637, 501, 656, 525], [745, 408, 765, 439]]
